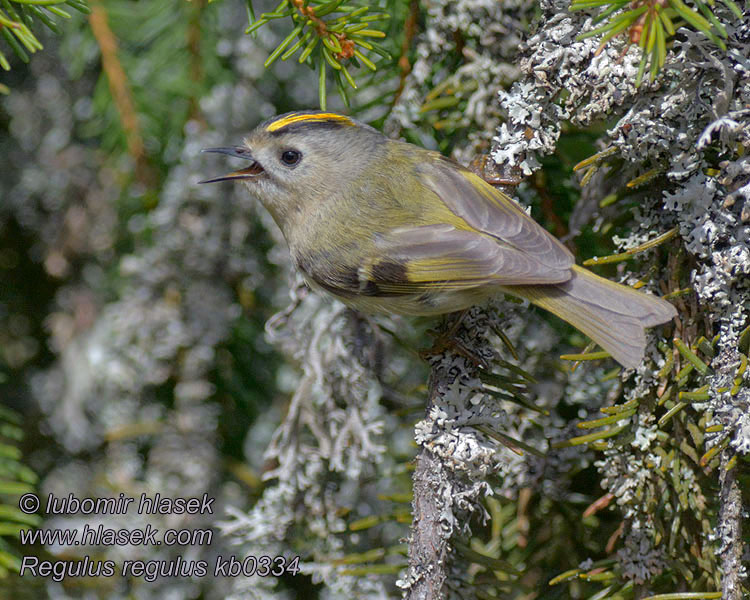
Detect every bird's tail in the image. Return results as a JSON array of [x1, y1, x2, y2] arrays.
[[510, 265, 676, 368]]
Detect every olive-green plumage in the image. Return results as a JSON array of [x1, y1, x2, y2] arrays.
[[201, 110, 676, 368]]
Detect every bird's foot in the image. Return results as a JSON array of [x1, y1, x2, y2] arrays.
[[419, 310, 488, 369]]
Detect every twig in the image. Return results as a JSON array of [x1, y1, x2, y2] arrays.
[[401, 308, 498, 599], [291, 0, 354, 59], [718, 445, 744, 599], [402, 363, 453, 600], [187, 0, 206, 124], [88, 0, 151, 183], [404, 447, 451, 599], [711, 342, 747, 600], [392, 0, 419, 106], [400, 302, 523, 597]]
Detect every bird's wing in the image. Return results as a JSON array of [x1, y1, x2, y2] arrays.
[[353, 161, 575, 295], [360, 223, 571, 295], [416, 160, 575, 273], [296, 222, 572, 301]]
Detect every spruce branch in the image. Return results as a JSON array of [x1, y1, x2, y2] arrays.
[[401, 353, 462, 600], [0, 0, 89, 80], [571, 0, 740, 86], [88, 0, 152, 184], [245, 0, 391, 108], [0, 405, 40, 578]]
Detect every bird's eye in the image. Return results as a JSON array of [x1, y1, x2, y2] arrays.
[[280, 149, 302, 167]]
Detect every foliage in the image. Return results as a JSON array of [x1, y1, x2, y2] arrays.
[[244, 0, 395, 108], [0, 0, 89, 86], [571, 0, 742, 86], [0, 0, 748, 598], [0, 405, 40, 578]]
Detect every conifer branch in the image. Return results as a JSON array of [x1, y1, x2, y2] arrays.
[[402, 369, 453, 600], [719, 448, 743, 600], [0, 0, 88, 78], [88, 0, 150, 183]]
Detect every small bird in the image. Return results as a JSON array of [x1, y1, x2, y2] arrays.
[[200, 110, 676, 368]]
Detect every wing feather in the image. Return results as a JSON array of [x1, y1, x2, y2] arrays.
[[365, 224, 571, 293], [417, 162, 574, 272]]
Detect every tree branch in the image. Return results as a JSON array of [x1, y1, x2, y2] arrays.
[[719, 447, 743, 600], [399, 306, 511, 599], [89, 0, 151, 183], [402, 364, 455, 600]]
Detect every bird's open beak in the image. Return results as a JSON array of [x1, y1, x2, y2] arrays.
[[198, 146, 264, 184]]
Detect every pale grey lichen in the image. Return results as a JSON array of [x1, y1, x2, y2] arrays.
[[0, 3, 324, 598], [616, 532, 667, 585], [387, 0, 530, 164], [3, 0, 749, 597], [493, 0, 643, 175], [219, 287, 399, 600], [489, 0, 749, 592]]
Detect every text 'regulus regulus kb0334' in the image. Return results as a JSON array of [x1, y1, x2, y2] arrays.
[[200, 110, 676, 368]]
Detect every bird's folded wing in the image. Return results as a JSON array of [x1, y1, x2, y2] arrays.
[[362, 224, 572, 295], [417, 162, 574, 272]]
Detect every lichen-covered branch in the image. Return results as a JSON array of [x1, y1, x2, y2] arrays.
[[403, 445, 451, 600], [719, 448, 744, 600], [219, 284, 398, 599], [401, 342, 492, 600], [396, 304, 551, 599]]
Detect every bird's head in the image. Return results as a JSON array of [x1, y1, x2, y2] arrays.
[[200, 110, 384, 227]]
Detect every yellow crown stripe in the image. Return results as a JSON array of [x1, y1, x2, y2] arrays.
[[266, 113, 355, 132]]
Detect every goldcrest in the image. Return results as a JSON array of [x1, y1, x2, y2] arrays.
[[200, 110, 676, 368]]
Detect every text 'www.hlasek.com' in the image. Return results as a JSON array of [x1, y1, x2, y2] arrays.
[[16, 492, 300, 582]]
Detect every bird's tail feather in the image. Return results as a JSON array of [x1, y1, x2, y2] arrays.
[[511, 265, 676, 368]]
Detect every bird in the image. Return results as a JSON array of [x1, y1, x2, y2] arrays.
[[200, 110, 676, 368]]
